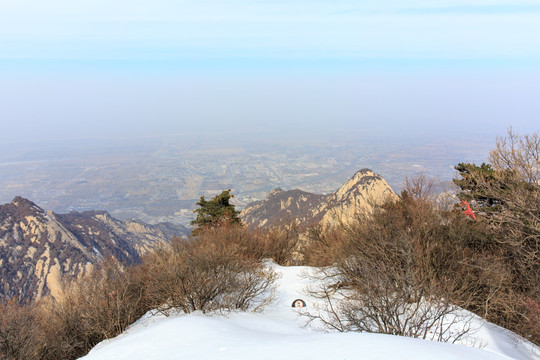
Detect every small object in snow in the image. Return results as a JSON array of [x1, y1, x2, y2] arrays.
[[292, 299, 306, 308]]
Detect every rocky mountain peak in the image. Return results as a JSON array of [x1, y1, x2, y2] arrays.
[[320, 169, 396, 227], [9, 196, 44, 214], [268, 188, 284, 196], [353, 168, 384, 184], [240, 169, 397, 229]]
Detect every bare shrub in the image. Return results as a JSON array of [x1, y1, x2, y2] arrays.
[[35, 258, 149, 359], [302, 190, 487, 342], [74, 258, 148, 338], [302, 224, 349, 267], [0, 299, 41, 360], [520, 297, 540, 342], [305, 282, 473, 343], [142, 231, 276, 315], [168, 224, 298, 265], [489, 127, 540, 184], [255, 224, 300, 265], [37, 293, 90, 359], [404, 174, 439, 203], [199, 223, 300, 265]]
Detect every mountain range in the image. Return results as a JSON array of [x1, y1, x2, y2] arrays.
[[240, 168, 396, 229], [0, 196, 187, 303], [1, 168, 394, 303]]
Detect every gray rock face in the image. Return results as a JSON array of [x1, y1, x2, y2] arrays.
[[240, 169, 397, 229], [0, 197, 187, 303]]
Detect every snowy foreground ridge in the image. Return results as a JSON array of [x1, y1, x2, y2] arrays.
[[81, 264, 539, 360]]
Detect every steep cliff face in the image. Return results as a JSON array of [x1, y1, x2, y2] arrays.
[[318, 169, 397, 227], [240, 169, 397, 229], [0, 197, 186, 303], [56, 211, 184, 262]]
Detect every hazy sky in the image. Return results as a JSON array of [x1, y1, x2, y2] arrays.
[[1, 0, 539, 143]]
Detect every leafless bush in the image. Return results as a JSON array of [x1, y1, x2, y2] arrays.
[[74, 259, 148, 338], [490, 127, 540, 184], [520, 297, 540, 342], [304, 241, 473, 341], [301, 192, 489, 342], [0, 299, 41, 360], [255, 224, 300, 265], [302, 224, 347, 267], [141, 233, 276, 315], [404, 174, 439, 203], [34, 258, 149, 359], [179, 224, 299, 265], [305, 283, 473, 343]]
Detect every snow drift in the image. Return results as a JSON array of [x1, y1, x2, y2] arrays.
[[81, 264, 540, 360]]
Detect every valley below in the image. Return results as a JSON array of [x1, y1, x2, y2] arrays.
[[0, 130, 493, 226]]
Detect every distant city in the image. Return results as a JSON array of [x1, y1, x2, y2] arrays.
[[0, 130, 494, 226]]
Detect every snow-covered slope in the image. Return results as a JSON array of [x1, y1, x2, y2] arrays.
[[81, 264, 540, 360]]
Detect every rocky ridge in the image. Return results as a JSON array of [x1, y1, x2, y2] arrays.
[[0, 197, 187, 303], [240, 169, 397, 229]]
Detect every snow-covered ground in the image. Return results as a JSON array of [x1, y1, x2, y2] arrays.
[[81, 264, 540, 360]]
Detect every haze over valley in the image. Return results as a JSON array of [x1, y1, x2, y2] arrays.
[[0, 128, 495, 226], [1, 2, 540, 359]]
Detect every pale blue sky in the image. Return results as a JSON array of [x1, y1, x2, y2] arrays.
[[1, 0, 539, 142], [2, 0, 540, 63]]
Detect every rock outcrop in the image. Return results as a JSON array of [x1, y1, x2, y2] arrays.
[[241, 169, 397, 229], [0, 197, 187, 303]]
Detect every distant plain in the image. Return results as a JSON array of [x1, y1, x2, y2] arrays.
[[0, 128, 495, 226]]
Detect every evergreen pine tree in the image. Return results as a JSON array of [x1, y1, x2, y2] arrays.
[[191, 189, 241, 233]]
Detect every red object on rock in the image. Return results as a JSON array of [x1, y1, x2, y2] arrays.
[[461, 200, 476, 220]]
